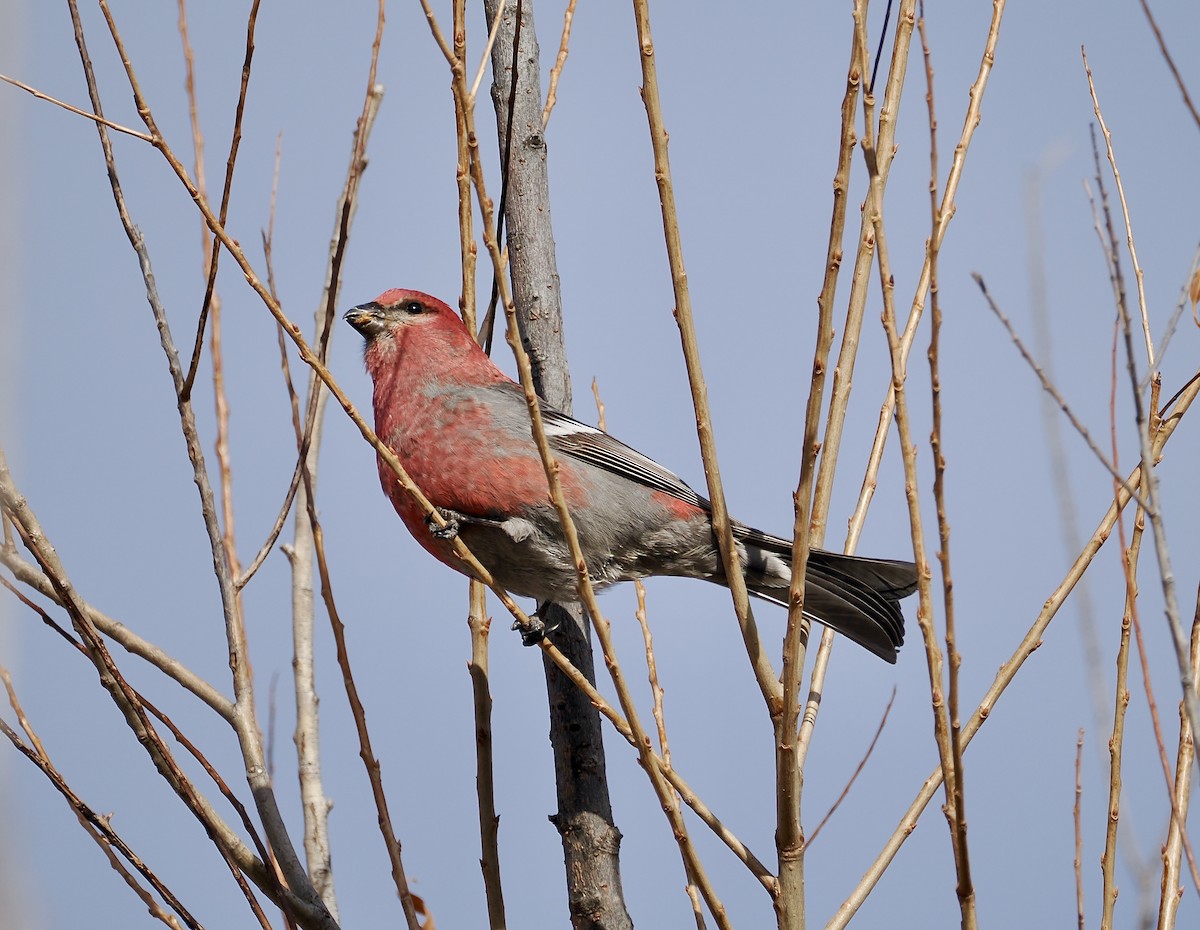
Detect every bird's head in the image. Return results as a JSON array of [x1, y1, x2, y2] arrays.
[[344, 288, 458, 342], [345, 288, 505, 386]]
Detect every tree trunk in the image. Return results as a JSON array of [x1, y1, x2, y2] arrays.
[[483, 2, 633, 927]]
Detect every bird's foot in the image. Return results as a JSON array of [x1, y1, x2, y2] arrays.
[[426, 508, 463, 540], [513, 604, 560, 646], [513, 615, 546, 646]]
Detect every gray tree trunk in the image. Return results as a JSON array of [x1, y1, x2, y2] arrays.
[[483, 3, 634, 928]]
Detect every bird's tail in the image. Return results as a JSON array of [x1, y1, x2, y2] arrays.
[[733, 526, 918, 663]]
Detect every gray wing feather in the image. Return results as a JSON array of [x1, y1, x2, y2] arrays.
[[527, 394, 709, 509]]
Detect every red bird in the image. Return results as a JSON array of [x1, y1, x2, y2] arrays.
[[346, 289, 917, 662]]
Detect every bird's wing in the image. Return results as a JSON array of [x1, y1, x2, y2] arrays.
[[495, 383, 709, 510], [544, 407, 710, 509]]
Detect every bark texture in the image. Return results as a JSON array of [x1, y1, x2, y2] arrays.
[[483, 2, 633, 927]]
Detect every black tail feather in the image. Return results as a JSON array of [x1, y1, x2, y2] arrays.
[[733, 525, 918, 663]]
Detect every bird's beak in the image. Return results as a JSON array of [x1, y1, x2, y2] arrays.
[[344, 303, 387, 338]]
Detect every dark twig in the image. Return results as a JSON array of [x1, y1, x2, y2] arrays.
[[479, 0, 525, 355], [180, 0, 263, 401], [867, 0, 894, 94], [1136, 0, 1200, 133]]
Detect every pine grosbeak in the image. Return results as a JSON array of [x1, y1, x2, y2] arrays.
[[345, 289, 917, 662]]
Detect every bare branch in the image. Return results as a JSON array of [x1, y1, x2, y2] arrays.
[[0, 553, 234, 719], [1084, 45, 1200, 765], [541, 0, 577, 127], [630, 0, 777, 725], [1074, 729, 1084, 930], [1, 673, 203, 930], [0, 72, 153, 140], [831, 370, 1200, 927]]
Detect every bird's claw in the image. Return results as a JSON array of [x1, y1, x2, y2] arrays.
[[426, 508, 461, 540], [514, 616, 546, 646], [513, 604, 561, 646]]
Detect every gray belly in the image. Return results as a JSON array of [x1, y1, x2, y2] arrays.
[[456, 505, 725, 603]]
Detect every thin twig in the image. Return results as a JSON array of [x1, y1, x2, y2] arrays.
[[180, 0, 263, 401], [630, 577, 704, 930], [0, 450, 290, 929], [241, 136, 305, 591], [1, 675, 203, 930], [1159, 580, 1200, 927], [541, 0, 577, 127], [239, 454, 305, 590], [72, 5, 333, 920], [919, 8, 972, 919], [797, 12, 869, 770], [1100, 510, 1141, 930], [805, 688, 896, 847], [1074, 729, 1085, 930], [866, 0, 894, 94], [0, 554, 233, 718], [1083, 49, 1153, 370], [451, 0, 476, 335], [630, 0, 777, 723], [829, 372, 1200, 927], [1135, 0, 1200, 133], [469, 0, 507, 103], [973, 273, 1149, 509], [468, 582, 507, 930], [0, 72, 153, 140], [634, 582, 670, 765], [1084, 46, 1200, 765]]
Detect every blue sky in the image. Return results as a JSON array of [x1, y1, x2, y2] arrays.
[[3, 2, 1200, 928]]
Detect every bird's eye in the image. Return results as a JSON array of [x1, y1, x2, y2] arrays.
[[403, 300, 424, 314]]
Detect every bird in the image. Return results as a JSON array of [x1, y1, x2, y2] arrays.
[[345, 288, 918, 662]]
